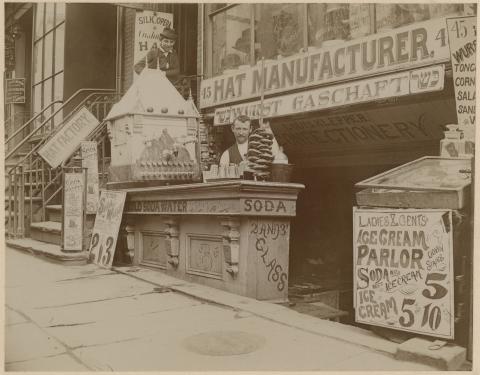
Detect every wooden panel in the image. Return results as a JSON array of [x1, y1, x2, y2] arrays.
[[186, 234, 223, 279]]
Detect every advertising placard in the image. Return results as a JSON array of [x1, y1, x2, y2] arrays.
[[201, 17, 451, 108], [353, 208, 454, 339], [134, 10, 173, 75], [446, 16, 476, 127], [89, 190, 126, 268], [81, 141, 100, 214], [214, 65, 445, 125], [63, 173, 85, 251], [6, 78, 26, 104], [38, 107, 100, 168]]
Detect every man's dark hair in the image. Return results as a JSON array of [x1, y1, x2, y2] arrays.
[[233, 115, 250, 125]]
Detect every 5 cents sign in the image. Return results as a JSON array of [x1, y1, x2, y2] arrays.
[[353, 208, 454, 339], [89, 190, 126, 268]]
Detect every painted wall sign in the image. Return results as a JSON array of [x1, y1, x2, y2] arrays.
[[89, 190, 127, 268], [5, 78, 26, 104], [446, 16, 476, 126], [200, 17, 451, 108], [134, 10, 173, 75], [38, 107, 100, 168], [353, 208, 454, 339], [63, 173, 85, 251], [124, 198, 296, 216], [81, 142, 100, 214], [214, 65, 445, 125]]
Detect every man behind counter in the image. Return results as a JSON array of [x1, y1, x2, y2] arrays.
[[219, 115, 251, 167]]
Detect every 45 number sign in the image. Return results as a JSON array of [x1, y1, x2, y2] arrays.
[[88, 190, 126, 268]]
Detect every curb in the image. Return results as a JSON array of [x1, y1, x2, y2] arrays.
[[7, 239, 88, 265]]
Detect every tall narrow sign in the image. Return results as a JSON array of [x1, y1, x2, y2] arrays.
[[89, 190, 127, 268], [353, 208, 454, 339], [446, 16, 476, 127], [134, 10, 173, 77], [63, 172, 85, 251], [81, 142, 100, 214]]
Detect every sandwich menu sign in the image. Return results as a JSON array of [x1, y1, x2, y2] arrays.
[[353, 208, 454, 339], [200, 17, 451, 109]]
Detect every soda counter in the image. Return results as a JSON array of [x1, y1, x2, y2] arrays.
[[117, 179, 304, 301]]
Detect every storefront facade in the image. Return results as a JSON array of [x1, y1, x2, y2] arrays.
[[197, 2, 475, 352]]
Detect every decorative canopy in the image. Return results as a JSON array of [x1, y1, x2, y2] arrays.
[[105, 68, 199, 121]]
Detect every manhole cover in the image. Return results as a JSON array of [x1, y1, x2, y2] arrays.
[[183, 330, 265, 356]]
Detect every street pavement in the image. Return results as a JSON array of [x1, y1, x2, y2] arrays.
[[5, 246, 440, 371]]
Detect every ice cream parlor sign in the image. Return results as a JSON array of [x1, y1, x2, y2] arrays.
[[200, 17, 451, 109], [353, 208, 454, 339]]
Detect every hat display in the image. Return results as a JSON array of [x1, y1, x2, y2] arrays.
[[161, 27, 177, 40]]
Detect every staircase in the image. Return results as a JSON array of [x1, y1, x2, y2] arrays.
[[5, 89, 119, 264]]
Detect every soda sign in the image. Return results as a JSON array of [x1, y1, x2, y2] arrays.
[[353, 208, 454, 339]]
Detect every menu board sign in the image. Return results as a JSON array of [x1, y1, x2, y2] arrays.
[[353, 208, 454, 339], [88, 190, 126, 268], [446, 16, 476, 127], [63, 173, 85, 251], [81, 142, 100, 214]]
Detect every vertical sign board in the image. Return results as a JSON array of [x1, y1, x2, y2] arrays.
[[446, 16, 476, 127], [81, 142, 100, 214], [89, 190, 127, 268], [6, 78, 26, 104], [63, 173, 85, 251], [38, 107, 100, 168], [134, 10, 173, 77], [353, 208, 454, 339]]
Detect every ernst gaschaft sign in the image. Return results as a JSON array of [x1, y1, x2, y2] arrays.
[[38, 107, 100, 168], [353, 208, 454, 339], [200, 17, 451, 108]]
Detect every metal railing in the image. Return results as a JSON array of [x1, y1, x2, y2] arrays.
[[5, 88, 118, 238]]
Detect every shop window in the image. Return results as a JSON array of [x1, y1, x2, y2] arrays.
[[375, 4, 429, 33], [211, 4, 251, 76], [427, 4, 465, 19], [254, 4, 304, 61], [32, 3, 65, 128]]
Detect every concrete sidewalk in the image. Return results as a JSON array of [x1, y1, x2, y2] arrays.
[[5, 247, 463, 371]]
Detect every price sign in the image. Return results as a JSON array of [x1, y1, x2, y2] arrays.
[[353, 208, 454, 339], [89, 190, 126, 268]]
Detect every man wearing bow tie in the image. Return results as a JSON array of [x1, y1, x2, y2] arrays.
[[134, 27, 180, 83]]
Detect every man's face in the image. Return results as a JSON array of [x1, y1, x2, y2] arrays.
[[160, 38, 175, 52], [232, 120, 250, 144]]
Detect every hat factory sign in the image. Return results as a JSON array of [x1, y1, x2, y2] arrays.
[[201, 17, 451, 109], [214, 65, 445, 126], [134, 10, 173, 71]]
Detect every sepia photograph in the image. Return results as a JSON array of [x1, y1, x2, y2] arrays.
[[3, 1, 477, 371]]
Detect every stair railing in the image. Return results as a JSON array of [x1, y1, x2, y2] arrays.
[[5, 88, 117, 238]]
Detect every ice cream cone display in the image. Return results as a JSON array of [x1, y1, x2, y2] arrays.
[[247, 126, 275, 181]]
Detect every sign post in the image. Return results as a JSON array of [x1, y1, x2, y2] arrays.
[[88, 190, 127, 268], [62, 169, 87, 252], [353, 208, 454, 339]]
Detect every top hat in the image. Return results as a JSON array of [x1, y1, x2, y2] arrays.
[[161, 27, 177, 40]]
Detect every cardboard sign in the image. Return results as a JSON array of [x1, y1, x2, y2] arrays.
[[81, 142, 100, 214], [89, 190, 126, 268], [134, 10, 173, 76], [200, 17, 451, 108], [6, 78, 26, 104], [63, 173, 85, 251], [353, 208, 454, 339], [38, 107, 100, 168], [446, 16, 476, 126], [214, 65, 445, 125]]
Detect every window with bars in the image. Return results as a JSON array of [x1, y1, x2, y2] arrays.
[[33, 2, 65, 128], [204, 3, 474, 78]]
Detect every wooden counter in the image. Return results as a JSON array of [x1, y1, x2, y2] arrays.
[[119, 180, 304, 301]]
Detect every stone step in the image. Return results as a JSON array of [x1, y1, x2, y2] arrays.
[[6, 237, 88, 265], [46, 205, 62, 223], [30, 221, 62, 245]]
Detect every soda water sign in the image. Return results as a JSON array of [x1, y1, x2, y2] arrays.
[[353, 208, 454, 339]]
